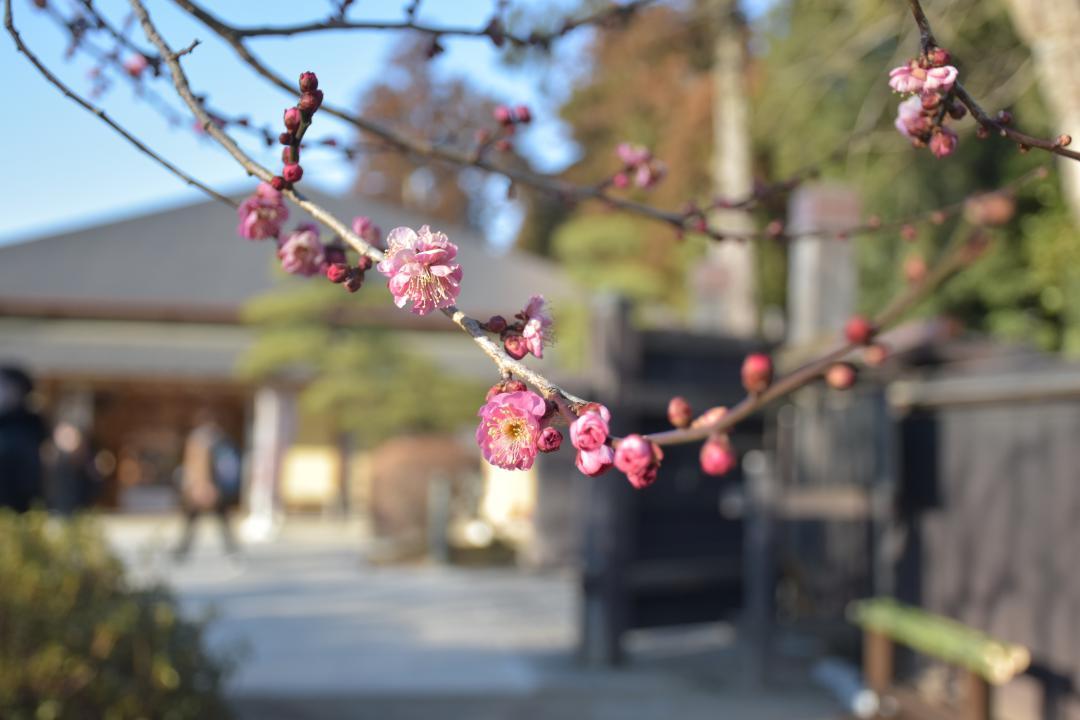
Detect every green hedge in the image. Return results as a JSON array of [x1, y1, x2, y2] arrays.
[[0, 511, 234, 719]]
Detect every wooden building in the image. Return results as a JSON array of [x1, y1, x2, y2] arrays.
[[0, 190, 581, 527]]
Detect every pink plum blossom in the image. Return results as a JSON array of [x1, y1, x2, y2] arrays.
[[519, 295, 553, 359], [576, 445, 615, 477], [475, 391, 547, 470], [923, 65, 959, 94], [376, 225, 462, 315], [888, 64, 925, 94], [570, 404, 611, 452], [277, 223, 325, 276], [237, 182, 288, 240]]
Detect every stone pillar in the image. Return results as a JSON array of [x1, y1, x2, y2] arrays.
[[241, 385, 295, 542], [691, 0, 757, 336], [786, 185, 861, 344]]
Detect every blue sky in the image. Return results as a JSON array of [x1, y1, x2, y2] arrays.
[[1, 0, 598, 246]]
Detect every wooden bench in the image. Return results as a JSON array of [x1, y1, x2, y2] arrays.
[[849, 598, 1030, 720]]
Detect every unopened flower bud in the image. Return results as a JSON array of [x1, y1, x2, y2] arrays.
[[844, 315, 874, 345], [270, 175, 286, 191], [667, 396, 692, 428], [279, 132, 294, 145], [324, 244, 346, 266], [825, 362, 857, 390], [700, 436, 736, 476], [997, 110, 1013, 125], [864, 343, 889, 368], [298, 90, 323, 116], [537, 427, 563, 453], [930, 210, 947, 225], [283, 106, 302, 131], [355, 255, 373, 272], [493, 105, 513, 125], [741, 353, 774, 394], [486, 315, 508, 333], [282, 146, 299, 164], [326, 262, 350, 284], [948, 102, 967, 120], [343, 272, 364, 293], [975, 125, 990, 140], [514, 105, 532, 123], [926, 47, 950, 67], [1058, 134, 1073, 148], [900, 224, 918, 242], [282, 163, 303, 183], [504, 333, 528, 359], [904, 254, 927, 284], [298, 71, 319, 93], [612, 172, 630, 189]]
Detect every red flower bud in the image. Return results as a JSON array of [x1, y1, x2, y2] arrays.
[[282, 146, 300, 164], [298, 90, 323, 116], [537, 427, 563, 453], [326, 263, 350, 283], [514, 105, 531, 123], [844, 315, 874, 345], [282, 163, 304, 183], [355, 255, 374, 272], [283, 106, 302, 131], [270, 175, 286, 191], [904, 254, 927, 284], [825, 362, 857, 390], [741, 353, 774, 394], [485, 315, 508, 333], [504, 333, 528, 360], [667, 396, 692, 428], [900, 224, 918, 242], [493, 105, 513, 125], [279, 132, 294, 145], [298, 71, 319, 93], [700, 436, 736, 476]]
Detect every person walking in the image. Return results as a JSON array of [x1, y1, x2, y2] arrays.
[[173, 409, 241, 560], [0, 366, 47, 513]]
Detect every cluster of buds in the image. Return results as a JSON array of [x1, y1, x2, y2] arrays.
[[271, 71, 323, 190], [476, 103, 532, 155], [889, 47, 963, 158], [323, 216, 382, 292], [483, 295, 552, 361], [612, 143, 666, 189], [667, 397, 738, 477]]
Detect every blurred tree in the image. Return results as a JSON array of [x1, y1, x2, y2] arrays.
[[352, 37, 530, 233], [239, 279, 484, 448], [530, 0, 1078, 350], [520, 2, 719, 315], [753, 0, 1077, 351]]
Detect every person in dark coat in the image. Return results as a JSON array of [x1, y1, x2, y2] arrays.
[[0, 366, 47, 513]]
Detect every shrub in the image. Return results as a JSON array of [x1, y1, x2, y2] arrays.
[[0, 511, 234, 719]]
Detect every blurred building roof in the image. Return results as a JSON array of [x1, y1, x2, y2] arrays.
[[0, 189, 578, 322], [0, 189, 582, 381]]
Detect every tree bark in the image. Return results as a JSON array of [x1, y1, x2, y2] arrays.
[[1003, 0, 1080, 224]]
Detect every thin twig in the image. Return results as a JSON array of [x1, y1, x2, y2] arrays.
[[229, 0, 654, 46], [129, 0, 590, 412], [906, 0, 1080, 162], [3, 0, 236, 208], [644, 224, 984, 447]]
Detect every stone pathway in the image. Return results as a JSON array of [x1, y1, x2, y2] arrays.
[[103, 515, 843, 719]]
